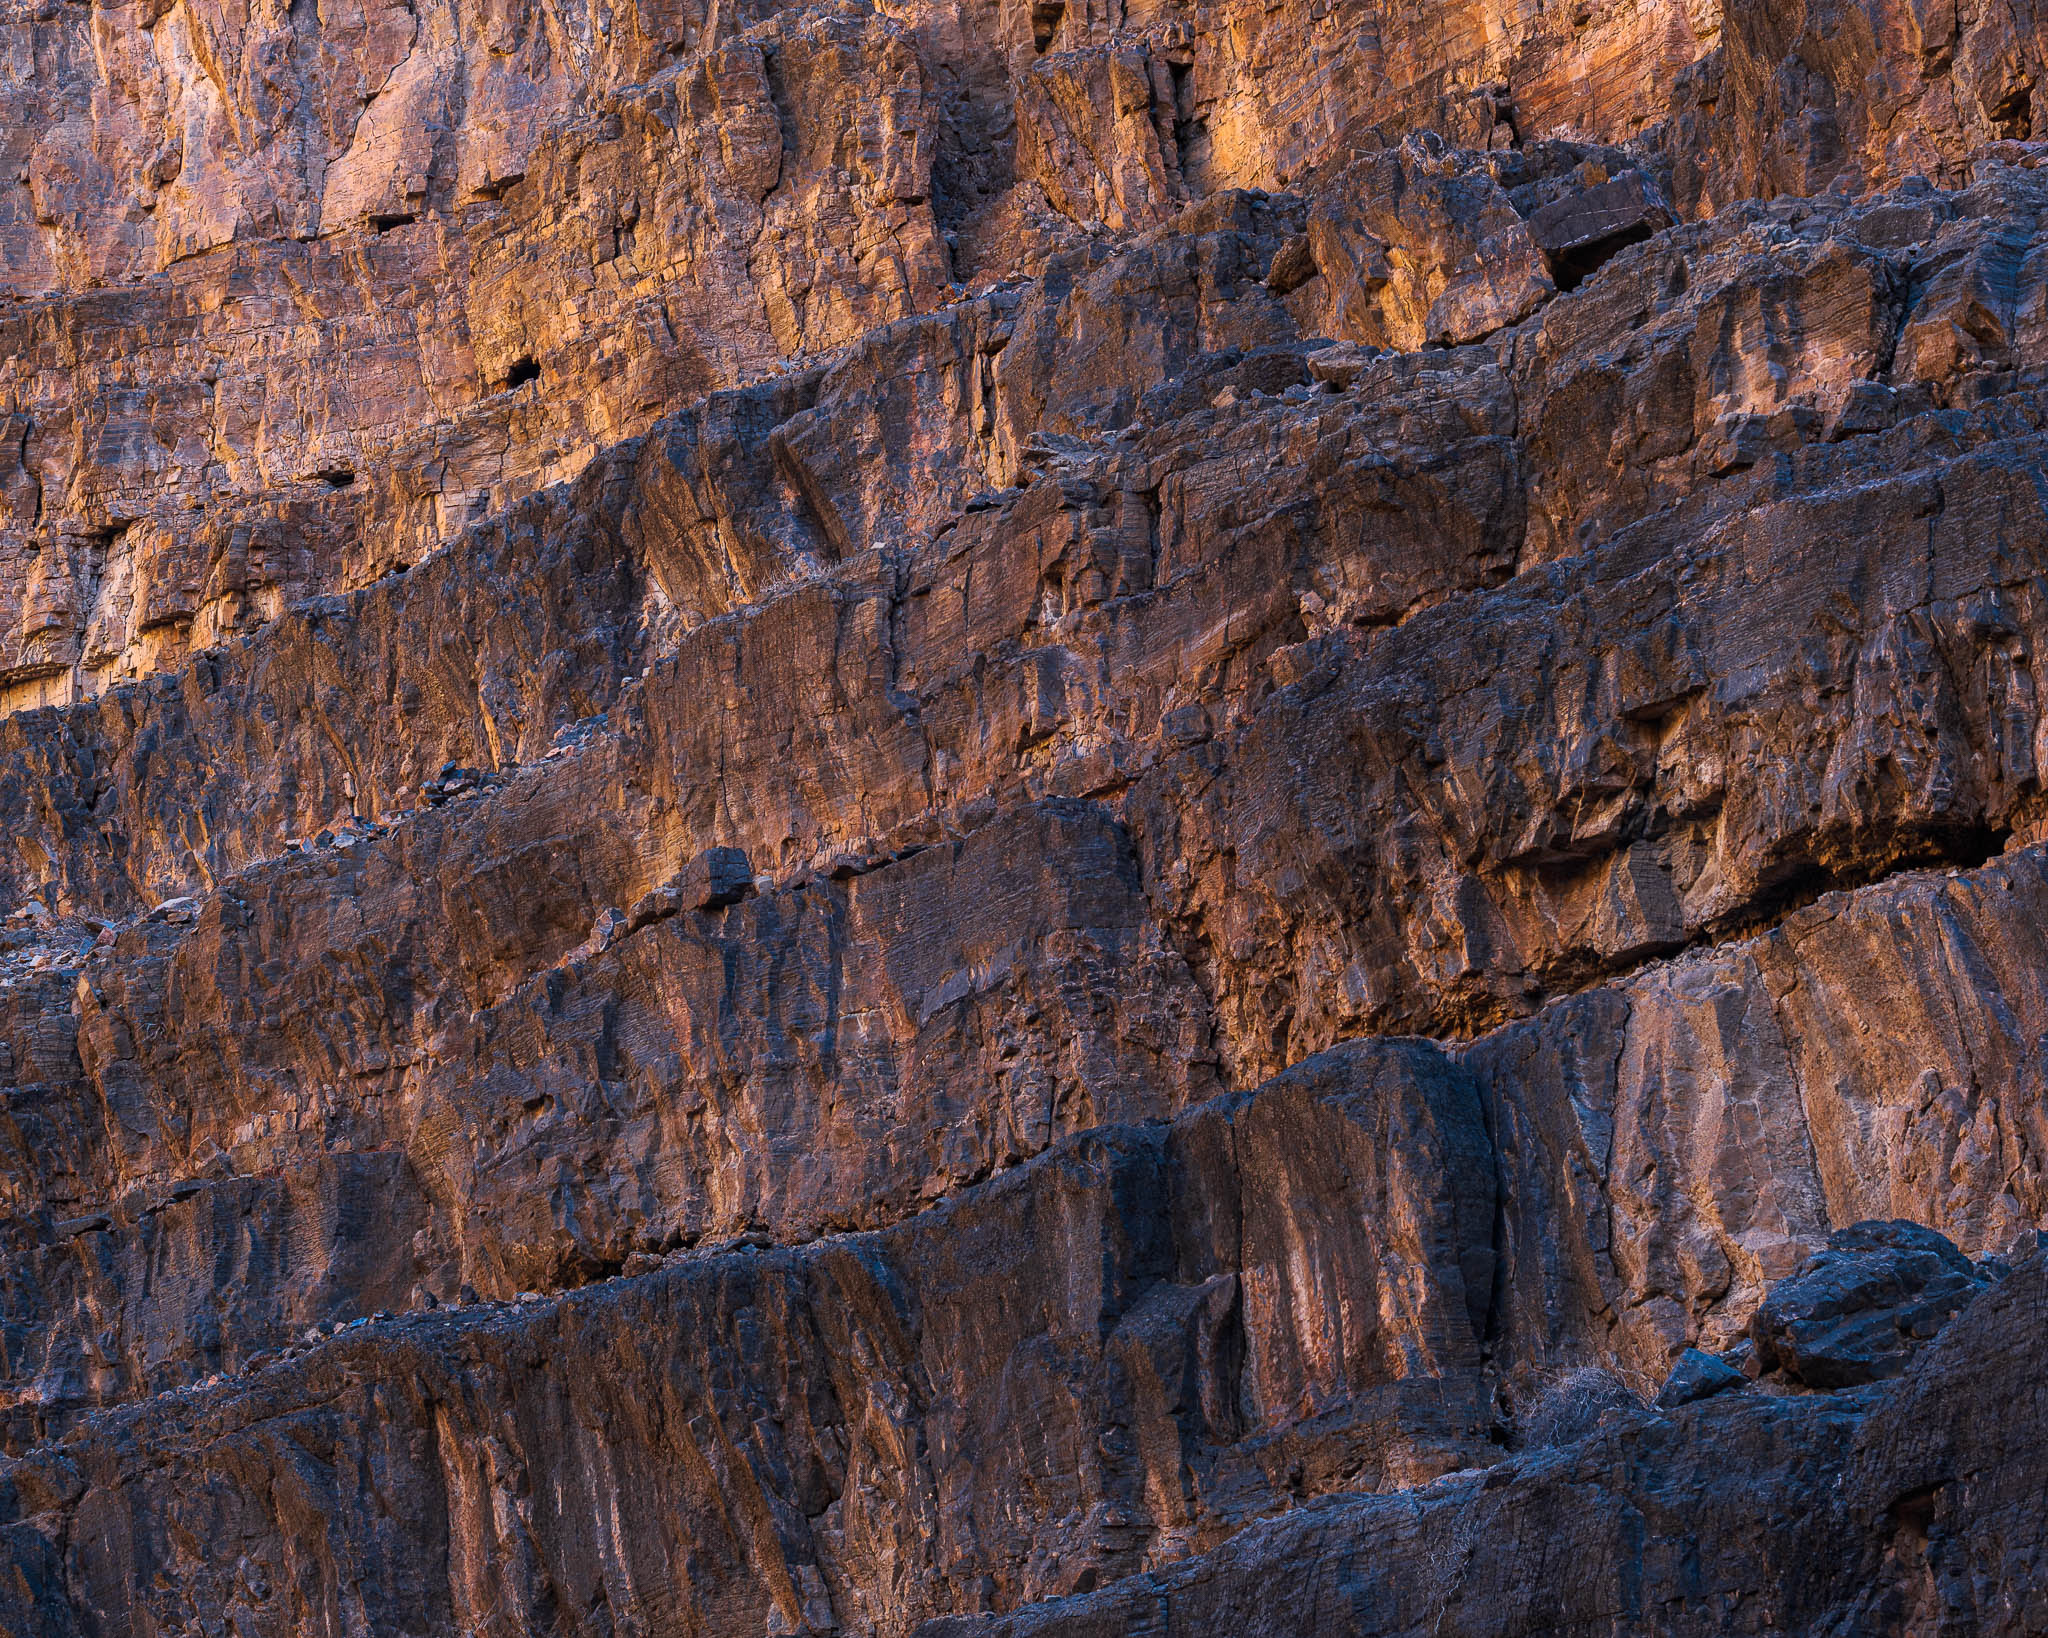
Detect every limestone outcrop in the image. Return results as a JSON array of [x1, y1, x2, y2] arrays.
[[3, 0, 2048, 1629]]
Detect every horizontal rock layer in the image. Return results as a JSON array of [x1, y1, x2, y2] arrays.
[[3, 0, 2048, 1630], [923, 1249, 2048, 1638]]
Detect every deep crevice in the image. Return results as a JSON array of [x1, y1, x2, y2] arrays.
[[1169, 60, 1207, 184], [1030, 0, 1064, 52], [1488, 819, 2020, 1045], [1989, 88, 2033, 141], [1546, 221, 1656, 292]]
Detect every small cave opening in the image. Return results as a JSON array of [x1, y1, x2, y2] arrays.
[[1547, 220, 1657, 292], [315, 469, 356, 489], [1886, 1483, 1943, 1541], [503, 357, 542, 391], [368, 212, 417, 234], [1031, 0, 1064, 52], [1989, 87, 2033, 140], [469, 173, 527, 203]]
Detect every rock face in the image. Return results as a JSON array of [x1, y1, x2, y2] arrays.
[[924, 1246, 2048, 1638], [3, 0, 2048, 1631]]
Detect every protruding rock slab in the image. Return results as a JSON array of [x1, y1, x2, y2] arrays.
[[0, 1039, 1500, 1635], [1750, 1220, 1992, 1389], [918, 1253, 2048, 1638]]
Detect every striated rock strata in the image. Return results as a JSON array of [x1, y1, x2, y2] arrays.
[[4, 0, 2048, 1628]]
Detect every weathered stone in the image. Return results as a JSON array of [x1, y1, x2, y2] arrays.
[[1470, 845, 2048, 1380], [1302, 135, 1554, 350], [1525, 167, 1675, 288], [918, 1259, 2048, 1637], [0, 1040, 1500, 1631], [681, 845, 755, 910], [6, 3, 2048, 1629], [1655, 1346, 1749, 1407], [1017, 45, 1181, 235], [1750, 1219, 1992, 1388]]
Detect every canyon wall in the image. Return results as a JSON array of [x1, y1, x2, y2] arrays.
[[3, 0, 2048, 1628]]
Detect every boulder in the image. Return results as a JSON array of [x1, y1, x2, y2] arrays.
[[1525, 168, 1673, 289], [1656, 1347, 1749, 1408], [1750, 1221, 1992, 1389]]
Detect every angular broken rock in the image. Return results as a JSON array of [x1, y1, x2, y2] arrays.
[[1266, 233, 1319, 295], [1524, 168, 1673, 290], [1655, 1347, 1749, 1408], [10, 0, 2048, 1628], [625, 847, 757, 928], [1304, 341, 1382, 388], [919, 1256, 2048, 1638], [1750, 1221, 1992, 1390], [1531, 167, 1671, 276], [1016, 45, 1179, 237], [1305, 134, 1554, 351], [682, 845, 755, 910]]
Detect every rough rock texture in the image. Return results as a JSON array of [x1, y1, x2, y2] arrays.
[[1748, 1218, 1993, 1387], [5, 0, 2048, 1630], [923, 1247, 2048, 1638], [1654, 1344, 1747, 1405], [0, 1041, 1508, 1635]]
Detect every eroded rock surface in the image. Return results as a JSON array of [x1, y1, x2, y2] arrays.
[[923, 1249, 2048, 1638], [3, 0, 2048, 1630], [1749, 1218, 1994, 1387]]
